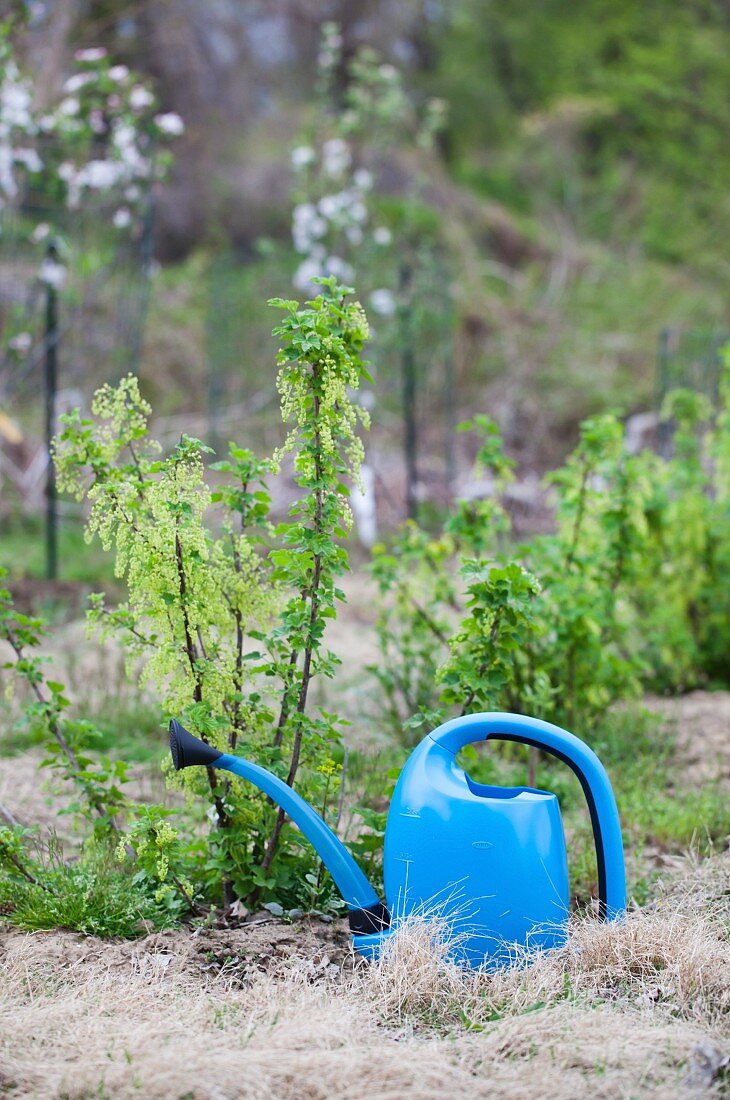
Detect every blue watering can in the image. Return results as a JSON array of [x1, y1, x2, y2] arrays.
[[170, 712, 626, 968]]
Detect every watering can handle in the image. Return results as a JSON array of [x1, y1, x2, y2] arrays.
[[428, 712, 626, 921]]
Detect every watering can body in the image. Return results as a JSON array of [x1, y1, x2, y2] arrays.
[[383, 744, 569, 967], [363, 712, 625, 966], [170, 711, 626, 969]]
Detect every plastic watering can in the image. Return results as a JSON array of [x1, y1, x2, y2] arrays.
[[170, 711, 626, 968]]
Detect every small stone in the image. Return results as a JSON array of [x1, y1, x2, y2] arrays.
[[684, 1043, 730, 1088]]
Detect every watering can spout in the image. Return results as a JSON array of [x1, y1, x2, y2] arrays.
[[168, 720, 391, 942], [169, 719, 224, 771]]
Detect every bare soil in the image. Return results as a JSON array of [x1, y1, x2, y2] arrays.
[[645, 691, 730, 787]]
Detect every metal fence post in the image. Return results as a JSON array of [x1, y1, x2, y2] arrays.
[[399, 261, 418, 520], [443, 341, 456, 499], [43, 241, 59, 581]]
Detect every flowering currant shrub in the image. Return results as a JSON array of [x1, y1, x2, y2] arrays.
[[54, 279, 371, 910]]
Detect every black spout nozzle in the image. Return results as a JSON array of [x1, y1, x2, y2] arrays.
[[169, 719, 224, 771]]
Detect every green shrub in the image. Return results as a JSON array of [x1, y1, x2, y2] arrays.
[[369, 362, 730, 741]]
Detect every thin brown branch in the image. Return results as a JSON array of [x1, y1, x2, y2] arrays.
[[97, 607, 156, 647], [171, 870, 203, 914], [126, 439, 147, 487], [272, 650, 301, 749], [4, 631, 81, 772], [262, 385, 325, 873], [173, 521, 231, 868], [398, 581, 451, 645], [196, 627, 209, 663], [174, 526, 202, 698], [566, 460, 591, 571], [336, 746, 349, 830], [460, 607, 503, 716], [0, 801, 20, 829], [4, 849, 46, 889]]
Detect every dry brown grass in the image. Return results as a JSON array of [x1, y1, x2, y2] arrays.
[[0, 852, 727, 1099], [358, 904, 730, 1032]]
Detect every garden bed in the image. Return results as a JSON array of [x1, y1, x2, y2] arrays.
[[0, 849, 727, 1098]]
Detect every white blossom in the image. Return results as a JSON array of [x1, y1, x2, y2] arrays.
[[322, 137, 350, 177], [0, 41, 170, 233], [293, 257, 324, 291], [89, 108, 106, 134], [325, 255, 354, 282], [39, 257, 67, 289], [74, 48, 107, 63], [57, 161, 76, 182], [154, 112, 184, 136], [379, 64, 397, 81], [373, 226, 392, 246], [113, 123, 136, 150], [13, 148, 42, 173], [58, 96, 80, 116], [75, 159, 122, 189], [291, 145, 316, 169], [318, 193, 341, 220], [370, 288, 396, 316], [0, 147, 17, 197], [292, 201, 329, 252], [310, 214, 327, 238], [63, 72, 94, 94], [345, 225, 363, 245], [129, 86, 154, 110], [353, 167, 373, 191], [112, 125, 147, 174], [9, 331, 32, 353], [1, 81, 32, 128], [293, 201, 318, 222]]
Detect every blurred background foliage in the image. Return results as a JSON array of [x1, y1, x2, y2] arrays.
[[3, 0, 729, 522], [27, 0, 725, 262]]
